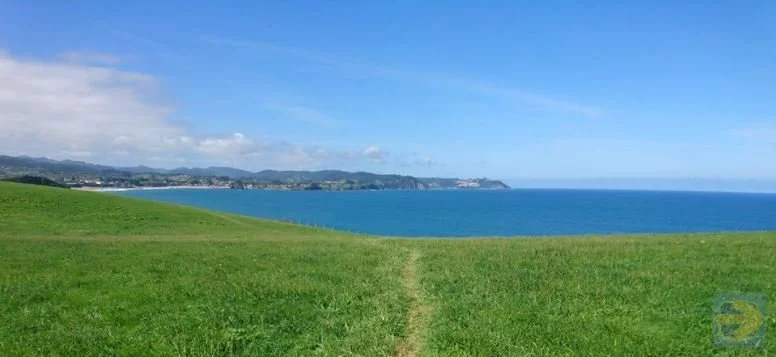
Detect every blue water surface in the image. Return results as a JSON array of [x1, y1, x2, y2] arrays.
[[116, 189, 776, 237]]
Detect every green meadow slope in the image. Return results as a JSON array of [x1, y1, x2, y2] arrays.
[[1, 182, 774, 356]]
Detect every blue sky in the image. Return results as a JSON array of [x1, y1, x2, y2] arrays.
[[0, 1, 774, 184]]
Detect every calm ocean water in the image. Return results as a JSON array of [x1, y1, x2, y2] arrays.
[[116, 189, 776, 237]]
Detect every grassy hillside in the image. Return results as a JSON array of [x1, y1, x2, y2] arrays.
[[1, 182, 774, 356], [0, 182, 353, 239], [407, 235, 776, 356]]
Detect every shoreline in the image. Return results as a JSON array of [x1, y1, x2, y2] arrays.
[[72, 186, 231, 192]]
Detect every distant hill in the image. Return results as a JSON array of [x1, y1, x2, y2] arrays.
[[419, 177, 510, 189], [0, 155, 126, 178], [253, 169, 423, 187], [117, 165, 168, 174], [0, 155, 509, 190], [168, 166, 255, 179], [2, 175, 69, 188]]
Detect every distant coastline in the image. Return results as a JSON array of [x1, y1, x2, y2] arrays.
[[0, 155, 510, 191], [73, 185, 231, 192]]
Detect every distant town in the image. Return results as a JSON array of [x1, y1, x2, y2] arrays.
[[64, 176, 503, 191], [0, 155, 510, 191]]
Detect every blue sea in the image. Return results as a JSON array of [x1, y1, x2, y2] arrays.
[[116, 189, 776, 237]]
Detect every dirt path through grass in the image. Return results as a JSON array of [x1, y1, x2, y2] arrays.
[[396, 249, 430, 357]]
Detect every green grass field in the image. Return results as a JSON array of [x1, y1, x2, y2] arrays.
[[1, 182, 774, 356]]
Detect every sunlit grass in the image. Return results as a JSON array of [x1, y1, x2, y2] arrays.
[[403, 234, 776, 356], [1, 182, 774, 355]]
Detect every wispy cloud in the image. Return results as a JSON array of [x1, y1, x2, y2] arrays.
[[60, 51, 123, 65], [431, 77, 605, 117], [393, 152, 443, 168], [111, 30, 184, 62], [414, 157, 436, 167], [730, 125, 776, 143], [261, 103, 341, 127], [202, 34, 605, 117], [201, 35, 352, 68]]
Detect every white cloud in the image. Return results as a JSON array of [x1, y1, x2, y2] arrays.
[[362, 145, 387, 163], [0, 51, 178, 157], [0, 50, 383, 170], [196, 133, 259, 157]]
